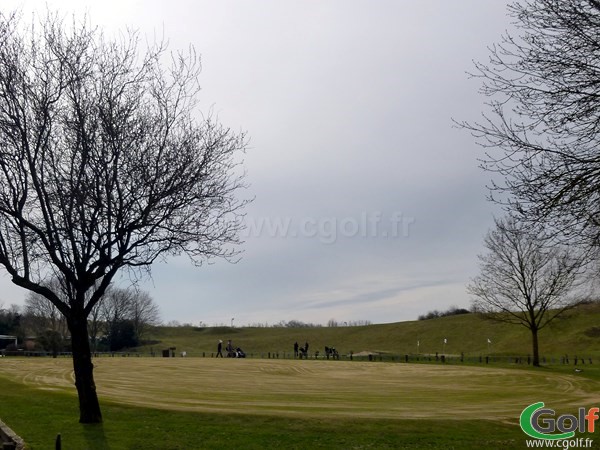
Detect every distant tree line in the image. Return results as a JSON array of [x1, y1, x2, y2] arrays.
[[164, 319, 374, 328], [0, 286, 160, 355], [326, 319, 372, 327], [418, 306, 471, 321]]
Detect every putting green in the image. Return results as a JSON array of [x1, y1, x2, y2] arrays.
[[0, 358, 597, 421]]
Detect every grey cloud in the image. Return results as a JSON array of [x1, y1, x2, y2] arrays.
[[0, 0, 511, 325]]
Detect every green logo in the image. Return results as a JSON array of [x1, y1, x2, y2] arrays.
[[520, 402, 600, 440]]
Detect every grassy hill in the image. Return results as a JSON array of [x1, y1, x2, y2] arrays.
[[140, 302, 600, 360]]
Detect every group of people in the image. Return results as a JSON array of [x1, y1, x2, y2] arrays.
[[216, 339, 245, 358], [294, 341, 309, 358], [214, 340, 336, 359], [294, 342, 339, 359]]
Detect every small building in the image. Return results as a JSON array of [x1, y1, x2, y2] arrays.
[[0, 335, 17, 350]]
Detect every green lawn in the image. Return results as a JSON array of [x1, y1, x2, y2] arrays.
[[3, 306, 600, 448], [0, 372, 526, 449], [1, 357, 599, 449]]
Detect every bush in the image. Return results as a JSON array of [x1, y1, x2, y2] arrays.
[[418, 306, 470, 321], [37, 330, 66, 356]]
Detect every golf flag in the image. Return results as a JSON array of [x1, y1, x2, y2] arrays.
[[487, 338, 492, 344], [443, 338, 447, 344]]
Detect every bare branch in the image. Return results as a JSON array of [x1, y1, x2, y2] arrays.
[[458, 0, 600, 248]]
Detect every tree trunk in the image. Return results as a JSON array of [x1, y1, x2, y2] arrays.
[[68, 313, 103, 423], [531, 327, 540, 367]]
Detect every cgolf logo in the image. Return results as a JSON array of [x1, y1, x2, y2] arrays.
[[520, 402, 599, 440]]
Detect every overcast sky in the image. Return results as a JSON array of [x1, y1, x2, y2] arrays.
[[0, 1, 511, 326]]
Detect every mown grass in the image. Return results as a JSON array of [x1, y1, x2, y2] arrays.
[[2, 358, 600, 448], [4, 358, 599, 421], [3, 304, 600, 449], [0, 373, 528, 449]]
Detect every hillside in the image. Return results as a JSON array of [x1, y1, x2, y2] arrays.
[[141, 302, 600, 360]]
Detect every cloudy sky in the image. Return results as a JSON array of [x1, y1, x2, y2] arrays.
[[0, 1, 511, 326]]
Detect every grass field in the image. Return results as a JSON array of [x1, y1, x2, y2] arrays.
[[1, 357, 600, 448], [140, 302, 600, 361], [2, 306, 600, 448], [1, 358, 599, 420]]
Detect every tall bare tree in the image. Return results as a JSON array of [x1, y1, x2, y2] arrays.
[[23, 287, 68, 357], [99, 288, 133, 328], [468, 216, 586, 366], [458, 0, 600, 249], [127, 289, 160, 341], [99, 287, 160, 345], [0, 11, 247, 423], [23, 279, 68, 338]]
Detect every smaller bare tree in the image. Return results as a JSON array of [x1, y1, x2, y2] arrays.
[[99, 288, 133, 327], [468, 216, 587, 366], [128, 290, 160, 341], [99, 287, 160, 349], [87, 302, 103, 353], [24, 281, 68, 339]]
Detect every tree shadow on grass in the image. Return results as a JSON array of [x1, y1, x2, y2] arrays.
[[81, 423, 110, 450]]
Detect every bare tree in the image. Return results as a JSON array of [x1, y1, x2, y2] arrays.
[[23, 291, 68, 357], [468, 216, 586, 366], [100, 288, 133, 328], [23, 295, 67, 357], [0, 11, 247, 423], [24, 278, 109, 354], [87, 300, 103, 353], [458, 0, 600, 249], [127, 290, 160, 341], [99, 287, 160, 344], [23, 280, 68, 339]]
